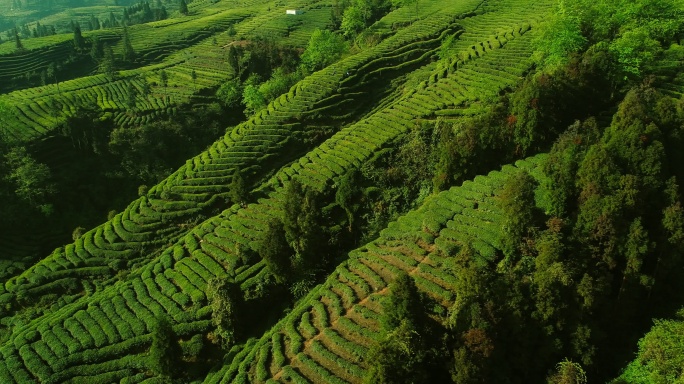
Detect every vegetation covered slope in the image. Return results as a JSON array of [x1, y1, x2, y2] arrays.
[[204, 154, 549, 383], [0, 1, 554, 381], [0, 0, 487, 314], [1, 0, 684, 382]]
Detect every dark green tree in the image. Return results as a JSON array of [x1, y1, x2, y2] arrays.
[[207, 277, 242, 348], [380, 271, 423, 331], [336, 170, 359, 230], [90, 35, 103, 60], [226, 45, 241, 75], [109, 11, 118, 27], [433, 120, 459, 192], [179, 0, 189, 15], [122, 24, 136, 63], [364, 319, 431, 384], [100, 43, 115, 79], [149, 316, 180, 377], [498, 170, 539, 263], [46, 62, 56, 84], [14, 28, 22, 50], [72, 22, 85, 50], [229, 169, 249, 206], [258, 219, 291, 283], [126, 81, 137, 108], [282, 179, 326, 274], [159, 69, 168, 87], [216, 78, 242, 109], [122, 8, 130, 24], [89, 14, 101, 30], [365, 272, 433, 384], [141, 78, 151, 97], [4, 147, 55, 215]]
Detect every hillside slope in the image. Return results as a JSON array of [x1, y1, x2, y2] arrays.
[[0, 0, 557, 382], [205, 154, 549, 383]]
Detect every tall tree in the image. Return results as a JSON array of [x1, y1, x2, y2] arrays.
[[365, 272, 433, 384], [207, 277, 242, 348], [228, 169, 249, 206], [282, 179, 326, 274], [380, 272, 423, 331], [258, 219, 291, 283], [90, 35, 102, 60], [149, 316, 180, 377], [100, 43, 115, 79], [159, 69, 168, 87], [498, 170, 539, 263], [547, 359, 587, 384], [126, 81, 137, 108], [14, 28, 22, 50], [89, 14, 101, 30], [122, 24, 136, 63], [226, 44, 240, 75], [109, 11, 118, 27], [72, 22, 85, 50], [179, 0, 189, 15], [46, 62, 61, 94]]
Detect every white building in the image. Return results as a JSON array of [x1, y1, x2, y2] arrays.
[[286, 9, 303, 15]]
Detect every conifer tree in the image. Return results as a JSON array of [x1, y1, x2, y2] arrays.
[[122, 24, 136, 63], [159, 69, 168, 87], [14, 28, 22, 50], [258, 219, 291, 283], [100, 43, 115, 79], [179, 0, 189, 15], [72, 22, 85, 50], [229, 169, 249, 206]]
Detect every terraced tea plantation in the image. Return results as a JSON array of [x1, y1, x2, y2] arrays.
[[0, 0, 332, 141], [3, 0, 681, 381], [206, 154, 549, 383]]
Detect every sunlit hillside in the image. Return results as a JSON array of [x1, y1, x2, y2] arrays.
[[1, 0, 684, 382]]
